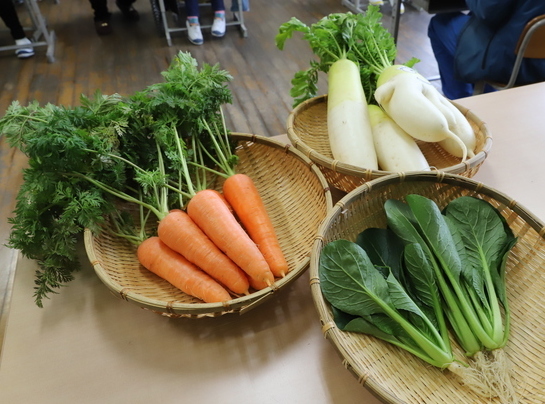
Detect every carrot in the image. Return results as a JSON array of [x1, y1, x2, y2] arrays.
[[210, 189, 234, 214], [186, 189, 275, 287], [158, 209, 250, 295], [137, 236, 232, 303], [248, 276, 272, 291], [222, 173, 289, 278]]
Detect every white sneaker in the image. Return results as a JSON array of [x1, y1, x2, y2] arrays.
[[211, 17, 226, 37], [15, 38, 35, 59], [369, 0, 384, 5], [186, 20, 203, 45]]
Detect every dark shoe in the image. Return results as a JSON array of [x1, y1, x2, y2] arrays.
[[116, 0, 140, 21], [95, 19, 113, 35]]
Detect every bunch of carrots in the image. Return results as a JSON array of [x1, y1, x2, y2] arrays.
[[1, 51, 287, 306], [137, 122, 290, 303], [142, 172, 288, 303], [131, 54, 289, 303]]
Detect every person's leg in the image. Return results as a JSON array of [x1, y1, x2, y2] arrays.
[[116, 0, 139, 21], [185, 0, 200, 18], [428, 12, 473, 99], [88, 0, 110, 21], [88, 0, 112, 34], [0, 0, 26, 39], [0, 0, 34, 58], [185, 0, 203, 45], [211, 0, 226, 37]]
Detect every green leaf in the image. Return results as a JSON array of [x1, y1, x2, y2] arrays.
[[444, 197, 513, 295], [356, 227, 405, 281], [319, 239, 389, 317], [405, 194, 463, 283], [333, 307, 418, 349]]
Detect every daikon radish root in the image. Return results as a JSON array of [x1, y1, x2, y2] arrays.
[[368, 104, 430, 172], [327, 58, 378, 169], [419, 82, 477, 158], [374, 66, 469, 161]]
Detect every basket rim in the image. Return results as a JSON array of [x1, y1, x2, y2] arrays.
[[309, 171, 545, 403], [286, 95, 493, 177], [84, 132, 333, 318]]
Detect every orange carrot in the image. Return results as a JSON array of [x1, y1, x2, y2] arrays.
[[137, 236, 231, 303], [222, 173, 289, 278], [248, 276, 272, 291], [186, 189, 275, 286], [210, 189, 234, 214], [158, 209, 250, 295]]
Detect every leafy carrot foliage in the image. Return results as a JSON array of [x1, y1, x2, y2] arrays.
[[0, 52, 234, 307]]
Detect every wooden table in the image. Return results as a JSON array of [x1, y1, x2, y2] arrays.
[[1, 83, 544, 403]]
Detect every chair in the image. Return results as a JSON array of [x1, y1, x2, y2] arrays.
[[473, 14, 545, 95], [0, 0, 56, 62], [149, 0, 247, 46]]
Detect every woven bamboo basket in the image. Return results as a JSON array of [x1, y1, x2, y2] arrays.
[[309, 172, 545, 403], [84, 133, 333, 318], [287, 95, 492, 193]]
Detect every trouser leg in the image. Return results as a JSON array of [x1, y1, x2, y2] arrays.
[[210, 0, 225, 12], [185, 0, 225, 17], [88, 0, 111, 20], [185, 0, 200, 17], [0, 0, 26, 39], [428, 12, 473, 99]]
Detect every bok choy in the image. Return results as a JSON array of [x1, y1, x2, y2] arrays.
[[319, 195, 518, 402]]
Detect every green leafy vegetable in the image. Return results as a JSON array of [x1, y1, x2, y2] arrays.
[[0, 51, 235, 307], [319, 194, 518, 400], [275, 7, 418, 106], [384, 197, 482, 355], [443, 196, 516, 348], [319, 239, 453, 368]]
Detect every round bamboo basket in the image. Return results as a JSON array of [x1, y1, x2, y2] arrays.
[[309, 171, 545, 403], [84, 133, 333, 318], [287, 95, 492, 193]]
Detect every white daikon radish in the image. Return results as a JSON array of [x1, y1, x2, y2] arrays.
[[422, 89, 477, 158], [374, 66, 469, 161], [368, 105, 430, 172], [327, 59, 378, 170]]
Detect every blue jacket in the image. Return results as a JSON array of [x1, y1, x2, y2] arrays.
[[454, 0, 545, 84]]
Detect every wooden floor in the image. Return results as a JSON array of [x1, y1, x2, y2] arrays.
[[0, 0, 439, 347]]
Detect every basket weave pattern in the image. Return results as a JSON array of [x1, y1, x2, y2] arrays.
[[85, 133, 333, 318], [287, 95, 492, 193], [310, 172, 545, 403]]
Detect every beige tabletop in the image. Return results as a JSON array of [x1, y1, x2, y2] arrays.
[[1, 82, 544, 404]]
